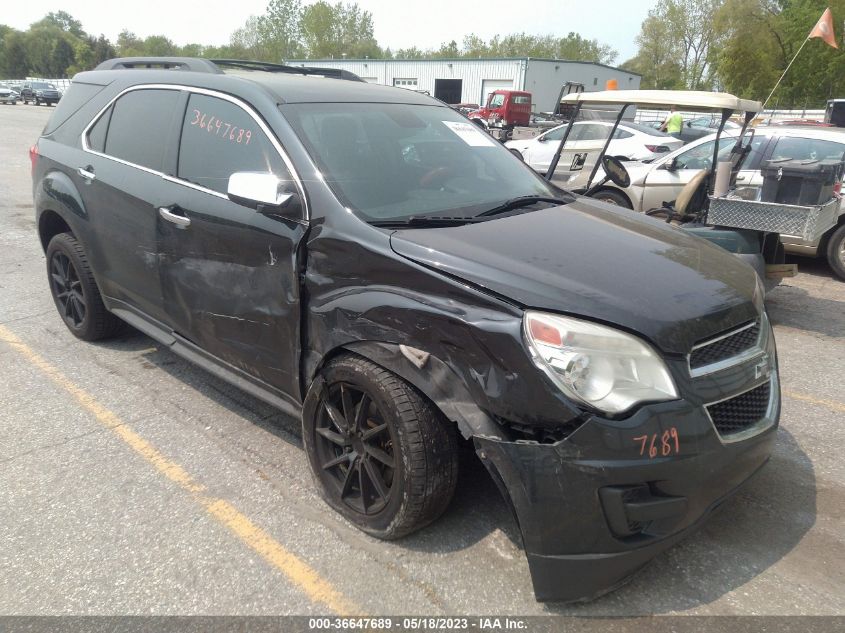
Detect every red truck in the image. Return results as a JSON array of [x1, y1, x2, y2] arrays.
[[467, 90, 532, 135]]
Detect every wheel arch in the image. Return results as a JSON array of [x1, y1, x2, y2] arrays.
[[304, 340, 503, 441], [817, 211, 845, 254], [38, 209, 74, 252], [590, 186, 633, 209], [35, 169, 89, 252]]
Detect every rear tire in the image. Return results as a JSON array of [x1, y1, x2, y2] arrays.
[[46, 232, 125, 341], [826, 224, 845, 281], [590, 189, 632, 208], [303, 354, 459, 540]]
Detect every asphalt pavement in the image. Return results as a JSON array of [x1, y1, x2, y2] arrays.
[[1, 104, 843, 616]]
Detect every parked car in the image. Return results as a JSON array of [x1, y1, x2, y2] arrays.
[[675, 116, 741, 143], [33, 57, 778, 603], [20, 81, 61, 105], [589, 126, 845, 279], [0, 84, 20, 104], [505, 120, 684, 175]]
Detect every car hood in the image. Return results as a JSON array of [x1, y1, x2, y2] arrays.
[[389, 200, 760, 354]]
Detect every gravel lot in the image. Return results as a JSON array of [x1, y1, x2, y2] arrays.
[[1, 104, 843, 617]]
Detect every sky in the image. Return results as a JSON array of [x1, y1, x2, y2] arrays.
[[3, 0, 659, 64]]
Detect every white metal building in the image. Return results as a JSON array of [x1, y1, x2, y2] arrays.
[[285, 57, 641, 112]]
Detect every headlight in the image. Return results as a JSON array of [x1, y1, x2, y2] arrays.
[[36, 91, 43, 96], [524, 311, 678, 415]]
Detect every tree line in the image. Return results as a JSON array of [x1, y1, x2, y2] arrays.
[[622, 0, 845, 108], [0, 0, 616, 80]]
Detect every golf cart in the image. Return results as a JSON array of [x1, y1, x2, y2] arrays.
[[547, 90, 843, 287]]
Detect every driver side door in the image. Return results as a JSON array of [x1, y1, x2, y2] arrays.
[[157, 91, 307, 397], [638, 136, 764, 211]]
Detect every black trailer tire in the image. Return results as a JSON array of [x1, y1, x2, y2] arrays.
[[826, 224, 845, 280], [303, 354, 459, 540], [46, 232, 125, 341], [590, 189, 632, 209]]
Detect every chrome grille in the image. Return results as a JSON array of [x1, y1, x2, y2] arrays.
[[690, 320, 760, 371], [706, 381, 771, 438]]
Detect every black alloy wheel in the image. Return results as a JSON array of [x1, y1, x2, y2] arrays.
[[50, 250, 86, 329], [314, 381, 397, 516], [45, 232, 125, 341], [303, 354, 459, 539]]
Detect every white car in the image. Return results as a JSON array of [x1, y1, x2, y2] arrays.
[[505, 120, 684, 177], [0, 84, 19, 105], [590, 126, 845, 279]]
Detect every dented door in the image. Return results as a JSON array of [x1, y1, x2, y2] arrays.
[[158, 185, 306, 394], [157, 91, 307, 396]]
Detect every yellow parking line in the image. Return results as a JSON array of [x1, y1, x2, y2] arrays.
[[0, 324, 361, 616], [783, 389, 845, 414]]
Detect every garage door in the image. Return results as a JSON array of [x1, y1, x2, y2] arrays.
[[481, 79, 513, 107]]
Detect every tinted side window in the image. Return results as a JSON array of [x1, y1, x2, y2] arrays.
[[771, 136, 845, 162], [543, 126, 568, 142], [105, 89, 181, 171], [87, 105, 112, 153], [178, 93, 289, 194], [578, 124, 610, 141]]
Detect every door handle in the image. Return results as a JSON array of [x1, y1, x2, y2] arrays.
[[158, 206, 191, 228], [77, 166, 95, 181], [736, 175, 746, 182]]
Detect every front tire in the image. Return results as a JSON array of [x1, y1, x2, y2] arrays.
[[590, 189, 632, 208], [303, 354, 458, 540], [826, 224, 845, 280], [46, 232, 124, 341]]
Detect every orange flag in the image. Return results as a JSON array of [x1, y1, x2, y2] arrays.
[[809, 7, 838, 49]]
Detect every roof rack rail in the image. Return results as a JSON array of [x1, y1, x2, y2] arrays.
[[94, 57, 223, 73], [210, 59, 363, 82]]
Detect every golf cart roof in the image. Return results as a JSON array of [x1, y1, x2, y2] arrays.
[[561, 90, 762, 114]]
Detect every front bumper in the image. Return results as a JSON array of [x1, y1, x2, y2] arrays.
[[474, 375, 779, 602]]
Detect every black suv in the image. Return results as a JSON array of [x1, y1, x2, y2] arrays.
[[32, 57, 780, 602], [21, 81, 61, 105]]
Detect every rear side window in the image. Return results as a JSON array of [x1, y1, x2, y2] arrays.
[[770, 136, 845, 162], [513, 95, 530, 104], [177, 93, 289, 194], [104, 89, 181, 172]]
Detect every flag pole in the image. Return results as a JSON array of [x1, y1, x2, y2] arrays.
[[762, 35, 811, 113]]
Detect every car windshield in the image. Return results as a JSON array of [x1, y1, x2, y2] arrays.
[[281, 102, 562, 222], [32, 82, 54, 89]]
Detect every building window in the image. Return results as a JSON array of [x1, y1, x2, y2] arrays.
[[593, 77, 598, 86], [393, 78, 418, 88]]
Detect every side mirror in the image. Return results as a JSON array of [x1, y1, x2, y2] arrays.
[[660, 157, 679, 172], [227, 172, 299, 215], [685, 121, 692, 127]]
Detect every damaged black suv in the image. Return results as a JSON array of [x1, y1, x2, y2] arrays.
[[32, 57, 779, 602]]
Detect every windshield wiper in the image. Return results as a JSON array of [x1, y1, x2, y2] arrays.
[[369, 216, 481, 228], [474, 195, 570, 218]]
